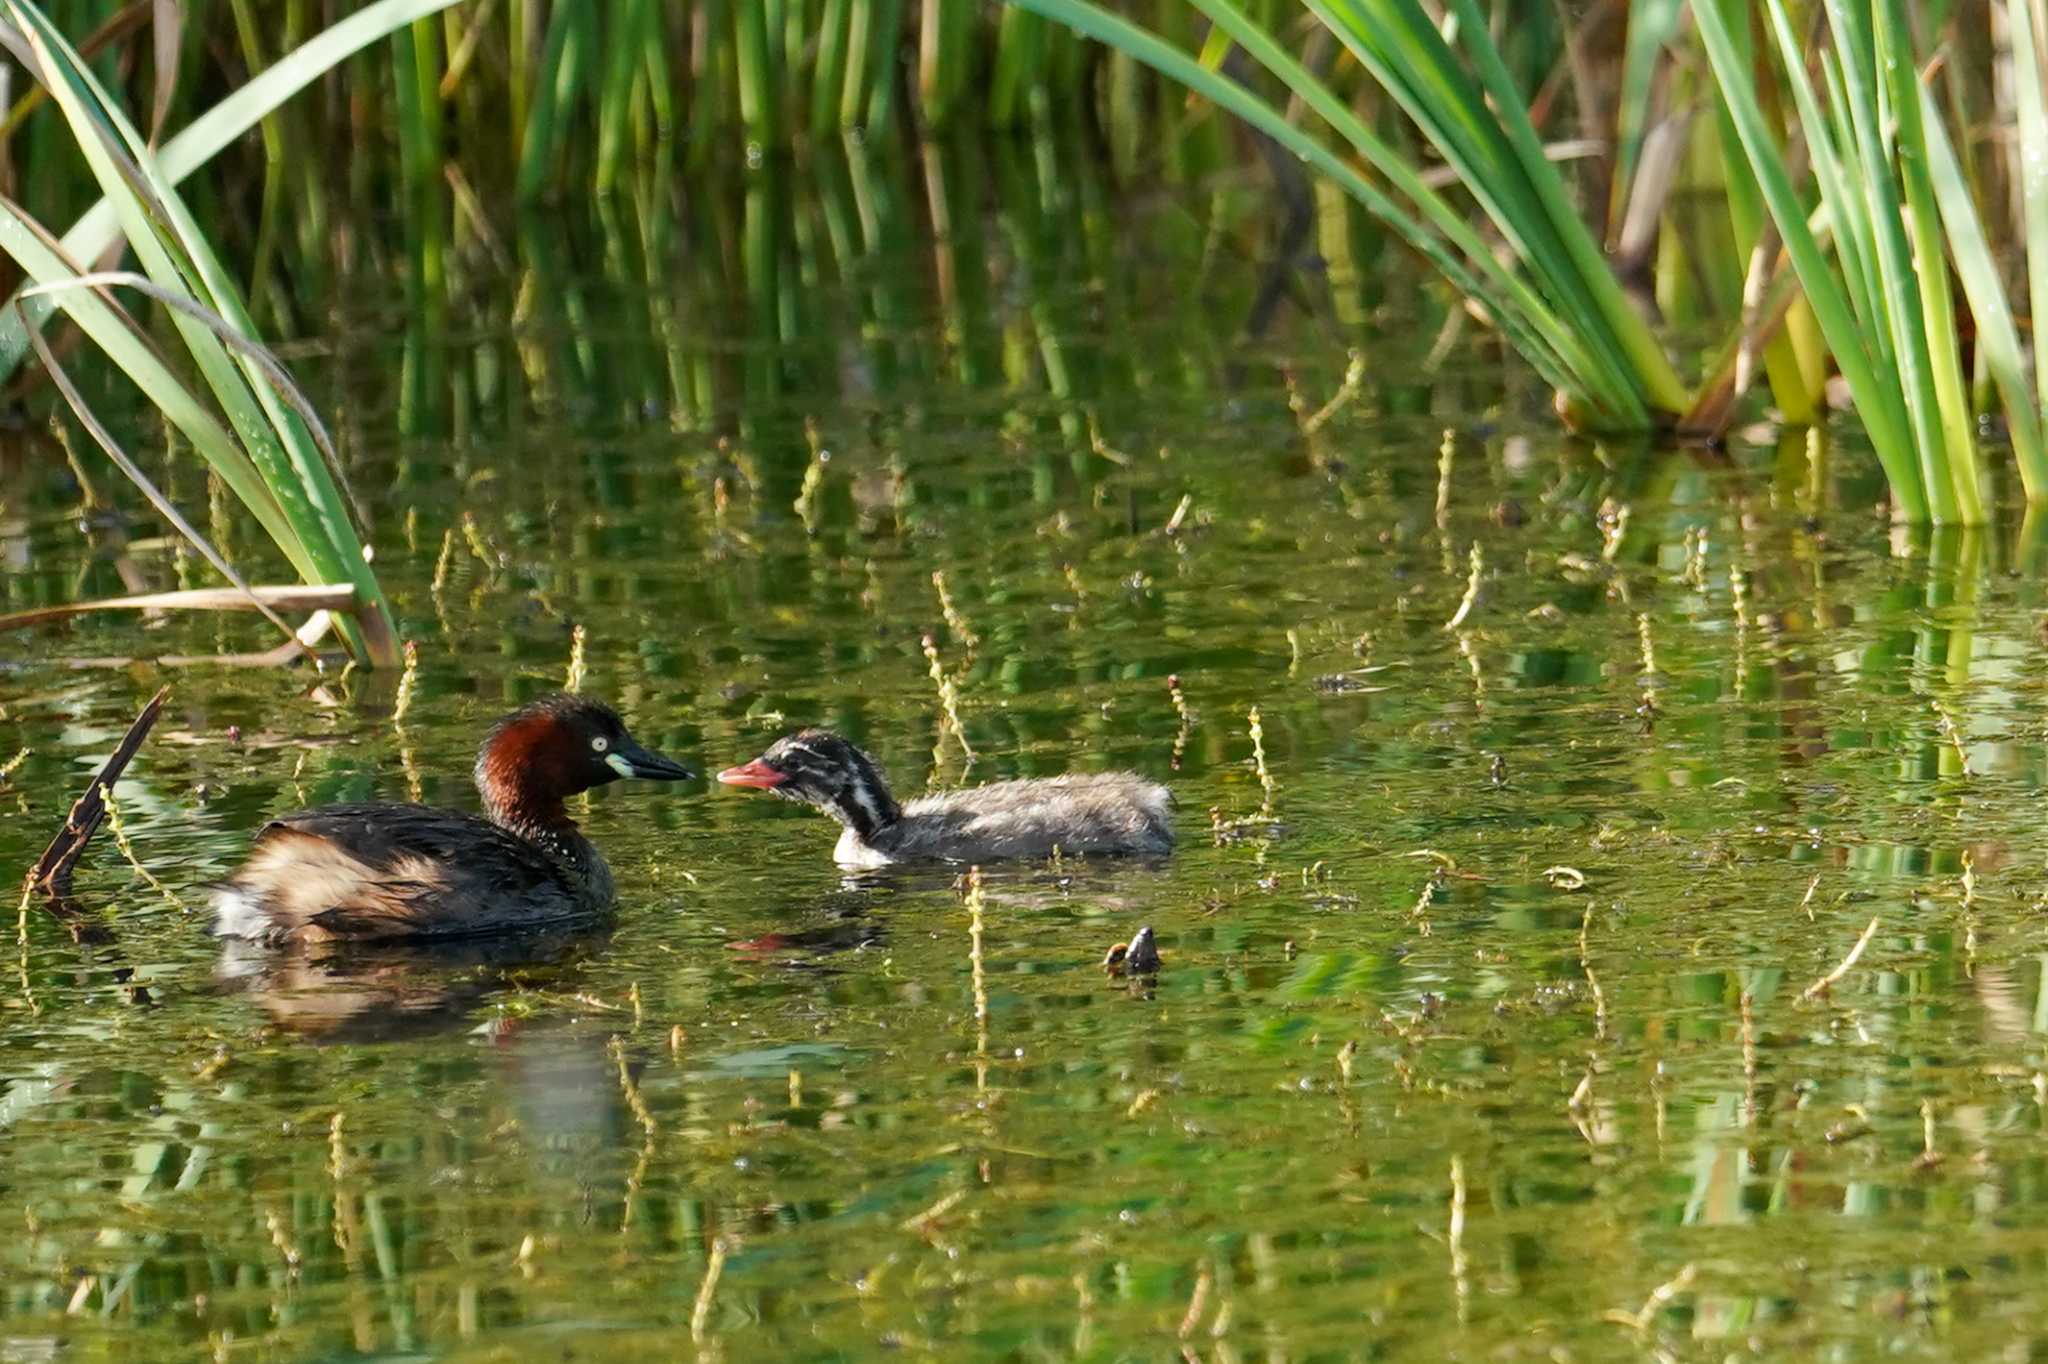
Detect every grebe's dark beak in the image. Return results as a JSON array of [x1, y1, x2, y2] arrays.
[[611, 738, 695, 782], [715, 757, 788, 789]]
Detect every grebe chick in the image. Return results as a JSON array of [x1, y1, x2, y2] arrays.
[[717, 728, 1172, 868], [213, 694, 693, 945]]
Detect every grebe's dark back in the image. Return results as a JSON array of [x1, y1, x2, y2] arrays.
[[213, 694, 693, 945]]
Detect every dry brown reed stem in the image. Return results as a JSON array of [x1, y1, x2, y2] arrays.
[[29, 687, 167, 899], [690, 1237, 729, 1342], [1799, 873, 1821, 922], [1798, 916, 1881, 1005], [101, 788, 186, 915], [932, 571, 979, 653], [0, 747, 27, 781], [565, 625, 588, 694], [1444, 541, 1482, 631]]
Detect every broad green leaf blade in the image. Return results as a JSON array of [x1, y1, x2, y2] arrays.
[[0, 196, 305, 566], [1920, 87, 2048, 502], [2012, 0, 2048, 413], [8, 0, 398, 656], [1822, 0, 1956, 522], [1003, 0, 1614, 419], [1181, 0, 1635, 422], [1878, 0, 1980, 521], [1693, 0, 1926, 521], [0, 0, 465, 385]]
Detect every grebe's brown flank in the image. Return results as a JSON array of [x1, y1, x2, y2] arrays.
[[213, 694, 693, 945]]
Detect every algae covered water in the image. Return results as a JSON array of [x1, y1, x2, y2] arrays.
[[5, 144, 2048, 1360]]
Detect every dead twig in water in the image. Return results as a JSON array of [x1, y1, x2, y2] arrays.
[[1797, 916, 1881, 1005], [1297, 350, 1366, 436], [1602, 1262, 1697, 1334], [27, 687, 168, 899], [0, 584, 353, 635], [690, 1236, 730, 1342]]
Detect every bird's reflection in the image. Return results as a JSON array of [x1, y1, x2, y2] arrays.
[[725, 860, 1174, 964], [215, 930, 605, 1044]]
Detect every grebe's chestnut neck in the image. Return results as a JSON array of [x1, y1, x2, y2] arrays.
[[475, 694, 695, 838]]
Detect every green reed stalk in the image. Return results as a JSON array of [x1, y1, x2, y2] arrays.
[[735, 0, 776, 146], [813, 0, 852, 139], [918, 0, 972, 129], [991, 6, 1045, 128]]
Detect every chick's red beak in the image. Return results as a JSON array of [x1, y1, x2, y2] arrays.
[[716, 758, 789, 789]]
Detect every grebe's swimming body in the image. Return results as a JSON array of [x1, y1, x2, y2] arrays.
[[717, 729, 1172, 867], [213, 695, 693, 945]]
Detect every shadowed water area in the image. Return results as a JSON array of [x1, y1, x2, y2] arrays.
[[6, 135, 2048, 1361]]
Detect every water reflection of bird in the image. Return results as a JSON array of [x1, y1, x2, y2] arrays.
[[717, 729, 1174, 867], [214, 930, 603, 1043], [211, 695, 693, 946]]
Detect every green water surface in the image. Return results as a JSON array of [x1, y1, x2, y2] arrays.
[[4, 139, 2048, 1362]]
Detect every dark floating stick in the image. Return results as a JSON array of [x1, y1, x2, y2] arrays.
[[26, 686, 169, 900]]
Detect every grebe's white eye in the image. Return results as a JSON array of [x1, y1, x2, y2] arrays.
[[592, 736, 610, 753]]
